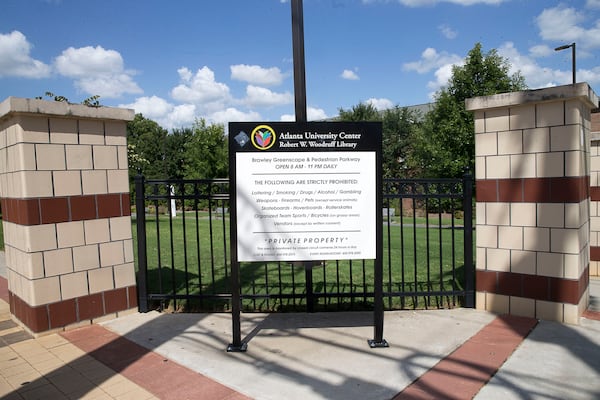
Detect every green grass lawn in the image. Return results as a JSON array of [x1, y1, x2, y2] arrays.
[[134, 212, 470, 312], [0, 211, 470, 312]]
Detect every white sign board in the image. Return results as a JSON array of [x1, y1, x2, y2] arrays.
[[235, 151, 376, 261], [229, 121, 381, 263]]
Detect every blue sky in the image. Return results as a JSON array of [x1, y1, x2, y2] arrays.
[[1, 0, 599, 130]]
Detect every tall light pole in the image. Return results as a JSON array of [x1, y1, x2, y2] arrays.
[[554, 42, 576, 85], [291, 0, 307, 123]]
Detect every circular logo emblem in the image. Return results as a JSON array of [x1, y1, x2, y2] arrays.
[[251, 125, 276, 150]]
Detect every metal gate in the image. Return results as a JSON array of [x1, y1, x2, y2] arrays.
[[134, 174, 473, 313]]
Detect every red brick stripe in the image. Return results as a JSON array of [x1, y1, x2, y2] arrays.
[[8, 286, 137, 333], [583, 310, 600, 321], [0, 276, 8, 303], [395, 315, 537, 400], [477, 176, 589, 203], [61, 325, 250, 400], [591, 187, 600, 201], [591, 246, 600, 262], [0, 193, 130, 226], [476, 266, 589, 305]]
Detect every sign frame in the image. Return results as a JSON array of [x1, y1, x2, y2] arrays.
[[227, 121, 387, 351]]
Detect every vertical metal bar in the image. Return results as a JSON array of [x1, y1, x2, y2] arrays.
[[572, 43, 576, 85], [450, 195, 457, 306], [265, 262, 270, 310], [292, 0, 314, 312], [412, 194, 418, 308], [180, 183, 190, 302], [306, 265, 315, 312], [399, 193, 406, 309], [194, 184, 203, 309], [291, 0, 307, 123], [208, 197, 216, 293], [425, 188, 431, 308], [463, 172, 474, 308], [336, 260, 341, 310], [438, 190, 443, 308], [291, 263, 296, 307], [362, 260, 367, 305], [251, 264, 257, 310], [385, 192, 392, 309], [220, 193, 229, 282], [134, 175, 148, 312], [322, 261, 327, 307], [369, 130, 387, 348], [153, 184, 163, 309], [278, 261, 283, 309], [228, 260, 246, 352], [349, 260, 354, 308], [228, 139, 246, 351], [167, 184, 177, 310]]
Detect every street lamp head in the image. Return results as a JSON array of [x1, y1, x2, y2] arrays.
[[553, 43, 576, 84], [554, 42, 575, 51]]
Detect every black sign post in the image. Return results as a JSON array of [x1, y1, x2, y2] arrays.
[[227, 122, 387, 351]]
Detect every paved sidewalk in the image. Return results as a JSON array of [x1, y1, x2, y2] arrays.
[[0, 297, 160, 400], [1, 248, 600, 399]]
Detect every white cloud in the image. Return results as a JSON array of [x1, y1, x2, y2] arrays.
[[280, 106, 328, 121], [341, 69, 360, 80], [536, 5, 600, 49], [308, 106, 328, 120], [0, 31, 51, 78], [210, 107, 261, 125], [120, 95, 196, 130], [404, 47, 463, 96], [230, 64, 286, 86], [536, 6, 585, 43], [529, 44, 554, 58], [167, 104, 197, 128], [588, 0, 600, 9], [244, 85, 293, 108], [122, 95, 172, 119], [498, 42, 600, 88], [426, 62, 459, 98], [363, 0, 508, 6], [54, 45, 141, 97], [498, 42, 547, 84], [366, 98, 394, 110], [171, 66, 231, 106], [438, 24, 457, 39], [403, 47, 462, 74]]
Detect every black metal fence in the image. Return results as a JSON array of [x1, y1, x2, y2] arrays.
[[134, 174, 473, 313]]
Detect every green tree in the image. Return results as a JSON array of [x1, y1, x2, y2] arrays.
[[338, 102, 380, 121], [183, 119, 228, 180], [338, 102, 420, 178], [408, 43, 527, 178], [127, 114, 168, 178], [165, 128, 192, 180], [382, 106, 421, 178]]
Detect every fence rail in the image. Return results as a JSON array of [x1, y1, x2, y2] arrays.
[[134, 174, 474, 313]]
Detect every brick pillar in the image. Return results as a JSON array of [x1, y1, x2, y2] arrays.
[[466, 83, 599, 324], [590, 109, 600, 276], [0, 97, 136, 334]]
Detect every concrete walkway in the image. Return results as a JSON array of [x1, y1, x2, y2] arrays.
[[1, 250, 600, 399]]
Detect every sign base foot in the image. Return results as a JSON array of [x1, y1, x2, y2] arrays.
[[367, 339, 389, 348], [227, 342, 248, 352]]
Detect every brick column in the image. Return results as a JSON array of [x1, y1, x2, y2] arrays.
[[0, 97, 136, 334], [590, 109, 600, 276], [466, 83, 599, 324]]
